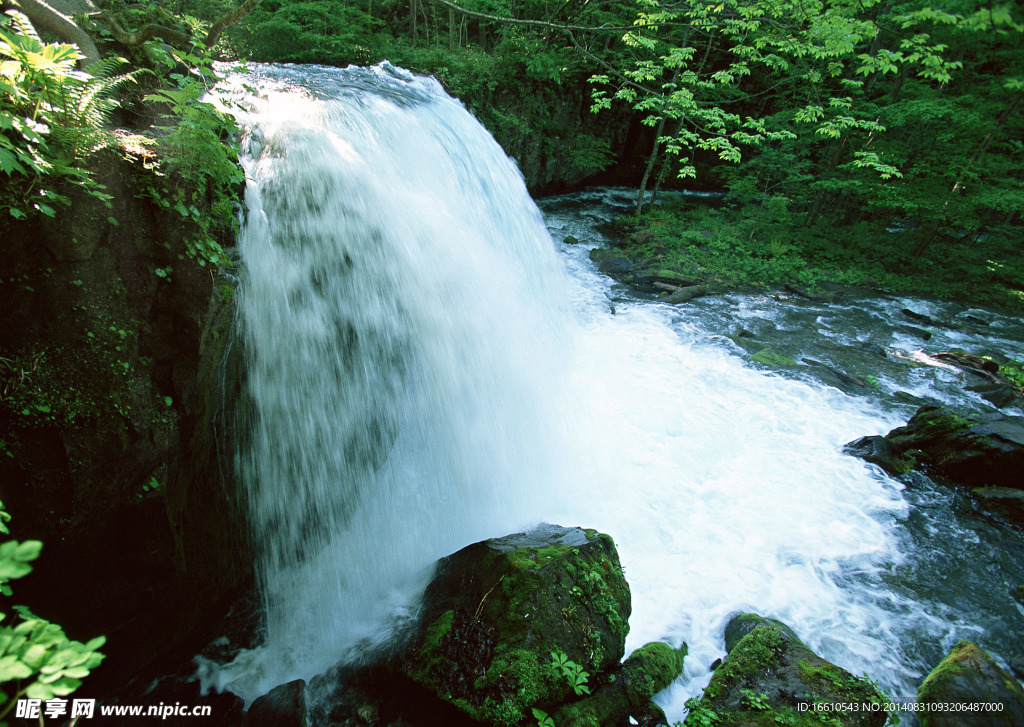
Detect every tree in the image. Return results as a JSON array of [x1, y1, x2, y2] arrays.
[[9, 0, 264, 71]]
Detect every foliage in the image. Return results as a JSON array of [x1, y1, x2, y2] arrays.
[[0, 503, 104, 724], [546, 648, 590, 696], [682, 696, 719, 726], [532, 706, 555, 727], [141, 44, 243, 267], [0, 11, 139, 220], [619, 191, 1024, 310]]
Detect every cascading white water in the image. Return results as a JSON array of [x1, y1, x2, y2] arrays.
[[202, 65, 1020, 722], [205, 63, 574, 701]]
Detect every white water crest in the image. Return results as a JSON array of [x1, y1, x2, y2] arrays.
[[203, 66, 1019, 720]]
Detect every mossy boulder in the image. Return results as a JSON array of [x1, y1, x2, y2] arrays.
[[870, 406, 1023, 487], [917, 641, 1024, 727], [396, 524, 631, 726], [845, 406, 1024, 489], [685, 614, 887, 727], [552, 641, 686, 727]]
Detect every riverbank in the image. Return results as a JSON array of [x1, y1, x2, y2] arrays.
[[607, 194, 1024, 314]]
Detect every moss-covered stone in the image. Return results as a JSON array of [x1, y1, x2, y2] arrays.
[[397, 524, 631, 726], [917, 641, 1024, 727], [552, 642, 686, 727], [876, 406, 1024, 489], [686, 614, 887, 727], [750, 348, 800, 369]]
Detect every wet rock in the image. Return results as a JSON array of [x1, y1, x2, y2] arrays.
[[971, 487, 1024, 525], [846, 406, 1024, 489], [563, 235, 580, 245], [244, 679, 307, 727], [902, 308, 936, 326], [802, 358, 871, 393], [917, 641, 1024, 727], [843, 436, 912, 474], [589, 248, 636, 277], [966, 381, 1020, 409], [552, 641, 685, 727], [749, 348, 799, 369], [395, 524, 630, 726], [663, 285, 707, 304], [895, 324, 932, 341], [884, 407, 1024, 488], [686, 614, 887, 727]]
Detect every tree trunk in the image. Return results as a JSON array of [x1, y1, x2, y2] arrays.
[[14, 0, 101, 67]]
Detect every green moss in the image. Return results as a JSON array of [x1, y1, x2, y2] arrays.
[[473, 649, 552, 726], [798, 661, 884, 708], [624, 642, 687, 705], [704, 626, 785, 701], [751, 348, 799, 369]]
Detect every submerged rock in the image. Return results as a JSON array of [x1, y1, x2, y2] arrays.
[[917, 641, 1024, 727], [396, 524, 632, 726], [685, 614, 887, 727]]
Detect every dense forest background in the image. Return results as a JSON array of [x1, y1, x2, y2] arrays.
[[211, 0, 1024, 307], [2, 0, 1023, 306]]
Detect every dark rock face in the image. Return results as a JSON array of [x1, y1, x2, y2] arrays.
[[0, 153, 249, 689], [396, 524, 632, 726], [685, 614, 887, 727], [917, 641, 1024, 727], [244, 680, 308, 727], [845, 406, 1024, 490]]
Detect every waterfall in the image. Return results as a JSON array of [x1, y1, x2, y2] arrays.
[[205, 63, 573, 701], [200, 64, 1022, 722]]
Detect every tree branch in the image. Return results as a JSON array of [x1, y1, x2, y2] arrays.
[[203, 0, 262, 49], [423, 0, 637, 34]]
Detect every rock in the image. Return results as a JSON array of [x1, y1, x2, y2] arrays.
[[750, 348, 799, 369], [552, 641, 685, 727], [649, 269, 701, 287], [396, 524, 631, 726], [896, 325, 932, 341], [882, 406, 1024, 489], [802, 358, 871, 392], [589, 248, 636, 277], [845, 406, 1024, 489], [902, 308, 936, 326], [843, 436, 913, 475], [563, 235, 580, 245], [917, 641, 1024, 727], [243, 680, 307, 727], [967, 382, 1020, 409], [0, 152, 248, 690], [663, 285, 707, 304], [685, 614, 887, 727], [971, 487, 1024, 525]]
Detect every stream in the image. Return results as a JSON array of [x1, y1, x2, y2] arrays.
[[203, 64, 1024, 724]]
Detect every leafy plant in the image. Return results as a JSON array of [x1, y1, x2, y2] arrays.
[[140, 43, 243, 268], [546, 649, 590, 696], [0, 10, 140, 220], [532, 706, 555, 727], [682, 696, 719, 726], [0, 502, 105, 722]]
